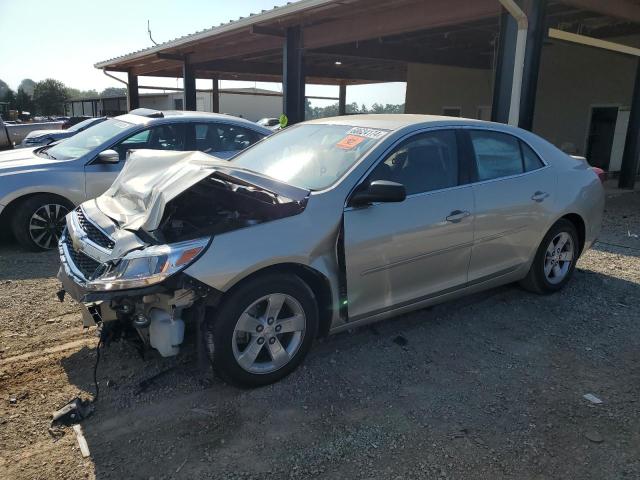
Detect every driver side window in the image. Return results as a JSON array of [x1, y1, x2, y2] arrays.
[[114, 124, 186, 160], [368, 130, 459, 195]]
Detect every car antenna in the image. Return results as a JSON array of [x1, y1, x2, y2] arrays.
[[147, 20, 159, 46]]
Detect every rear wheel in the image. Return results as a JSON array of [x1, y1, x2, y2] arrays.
[[11, 194, 73, 251], [520, 219, 579, 294], [207, 274, 318, 387]]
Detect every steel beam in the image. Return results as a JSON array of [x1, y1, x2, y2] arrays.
[[519, 0, 547, 130], [212, 78, 220, 113], [619, 58, 640, 189], [183, 58, 196, 111], [338, 84, 347, 115], [126, 71, 139, 111], [491, 9, 517, 124], [283, 26, 305, 124]]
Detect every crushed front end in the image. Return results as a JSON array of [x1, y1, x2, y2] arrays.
[[57, 202, 216, 357], [57, 150, 309, 359]]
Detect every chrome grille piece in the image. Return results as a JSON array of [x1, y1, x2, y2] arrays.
[[75, 207, 115, 250]]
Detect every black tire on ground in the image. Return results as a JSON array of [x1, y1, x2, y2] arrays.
[[520, 218, 579, 295], [10, 194, 73, 251], [207, 273, 319, 388]]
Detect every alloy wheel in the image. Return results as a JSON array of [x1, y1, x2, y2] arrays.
[[232, 293, 306, 374], [544, 232, 574, 285], [28, 204, 69, 249]]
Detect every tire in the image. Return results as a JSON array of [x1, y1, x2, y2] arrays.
[[207, 273, 319, 388], [10, 194, 73, 251], [520, 219, 579, 294]]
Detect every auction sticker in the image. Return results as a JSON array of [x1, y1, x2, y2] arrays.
[[346, 127, 388, 139], [336, 135, 366, 150]]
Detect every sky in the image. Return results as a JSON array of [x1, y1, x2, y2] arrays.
[[0, 0, 406, 107]]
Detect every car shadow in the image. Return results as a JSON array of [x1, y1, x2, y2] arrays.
[[57, 265, 640, 479]]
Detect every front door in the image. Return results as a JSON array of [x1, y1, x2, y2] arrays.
[[343, 129, 474, 321]]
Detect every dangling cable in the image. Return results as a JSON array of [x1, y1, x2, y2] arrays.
[[93, 333, 105, 402]]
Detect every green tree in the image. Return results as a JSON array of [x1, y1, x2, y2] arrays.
[[100, 87, 126, 97], [65, 87, 98, 99], [33, 79, 68, 115], [3, 89, 16, 110], [18, 78, 36, 97], [0, 79, 10, 100], [16, 87, 34, 114]]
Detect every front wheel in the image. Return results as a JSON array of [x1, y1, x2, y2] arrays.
[[11, 194, 73, 251], [207, 274, 318, 387], [520, 219, 579, 294]]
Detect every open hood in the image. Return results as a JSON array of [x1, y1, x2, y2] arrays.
[[96, 149, 309, 233]]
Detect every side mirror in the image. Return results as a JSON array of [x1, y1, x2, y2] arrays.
[[96, 149, 119, 164], [350, 180, 406, 206]]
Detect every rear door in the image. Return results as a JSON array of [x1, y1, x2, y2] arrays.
[[84, 123, 186, 199], [343, 129, 475, 321], [464, 129, 556, 283]]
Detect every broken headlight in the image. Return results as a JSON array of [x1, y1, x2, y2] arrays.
[[89, 237, 210, 291]]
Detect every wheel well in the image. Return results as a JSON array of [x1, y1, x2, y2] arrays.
[[561, 213, 586, 255], [0, 192, 74, 226], [222, 263, 334, 337]]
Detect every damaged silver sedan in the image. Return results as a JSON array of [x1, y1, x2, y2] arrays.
[[58, 115, 604, 387]]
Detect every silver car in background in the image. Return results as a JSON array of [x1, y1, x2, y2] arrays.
[[57, 115, 605, 387], [18, 116, 108, 148], [0, 109, 270, 250]]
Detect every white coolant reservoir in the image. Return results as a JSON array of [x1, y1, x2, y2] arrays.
[[148, 308, 185, 357]]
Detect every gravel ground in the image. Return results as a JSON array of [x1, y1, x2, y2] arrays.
[[1, 191, 639, 480]]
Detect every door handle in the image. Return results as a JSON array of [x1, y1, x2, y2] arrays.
[[446, 210, 471, 223], [531, 191, 549, 202]]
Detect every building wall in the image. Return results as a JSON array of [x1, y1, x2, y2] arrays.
[[404, 35, 640, 171], [532, 39, 636, 163], [405, 64, 493, 119], [139, 92, 282, 121], [219, 93, 282, 121]]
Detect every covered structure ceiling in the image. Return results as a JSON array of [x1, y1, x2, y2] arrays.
[[95, 0, 640, 85]]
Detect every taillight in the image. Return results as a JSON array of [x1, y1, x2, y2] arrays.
[[591, 167, 606, 183]]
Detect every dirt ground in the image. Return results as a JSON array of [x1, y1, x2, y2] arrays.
[[1, 192, 639, 480]]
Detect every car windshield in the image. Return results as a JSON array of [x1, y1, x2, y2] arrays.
[[44, 118, 132, 160], [230, 124, 389, 190], [68, 117, 99, 132]]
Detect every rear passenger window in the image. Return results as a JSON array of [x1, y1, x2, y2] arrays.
[[194, 123, 263, 154], [521, 142, 544, 171], [469, 131, 523, 181], [369, 130, 459, 195]]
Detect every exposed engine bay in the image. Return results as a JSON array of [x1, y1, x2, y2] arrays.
[[155, 173, 305, 243]]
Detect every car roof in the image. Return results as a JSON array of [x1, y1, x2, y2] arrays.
[[304, 114, 497, 131], [114, 110, 270, 132]]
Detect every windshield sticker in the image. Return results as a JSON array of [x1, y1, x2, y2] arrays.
[[336, 134, 366, 150], [346, 127, 388, 139]]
